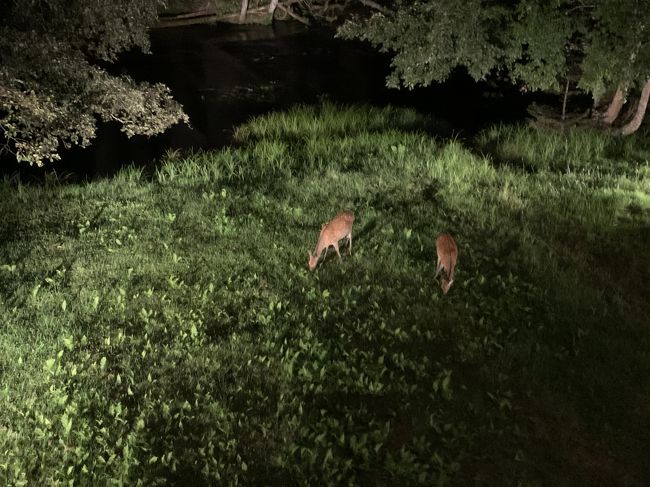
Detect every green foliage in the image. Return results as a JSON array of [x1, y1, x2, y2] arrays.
[[338, 0, 508, 88], [504, 1, 573, 91], [338, 0, 577, 90], [340, 0, 650, 114], [0, 1, 188, 166], [579, 0, 650, 98], [1, 104, 649, 485]]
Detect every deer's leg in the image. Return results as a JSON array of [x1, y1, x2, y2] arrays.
[[434, 260, 443, 278], [334, 242, 342, 260]]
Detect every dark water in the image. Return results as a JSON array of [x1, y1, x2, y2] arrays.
[[5, 21, 531, 181]]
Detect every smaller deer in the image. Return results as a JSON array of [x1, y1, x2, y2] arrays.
[[308, 211, 355, 271], [434, 233, 458, 294]]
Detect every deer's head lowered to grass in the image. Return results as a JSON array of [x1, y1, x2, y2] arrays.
[[308, 211, 355, 271], [434, 233, 458, 294]]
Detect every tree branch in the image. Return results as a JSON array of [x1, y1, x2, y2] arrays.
[[276, 2, 310, 25], [357, 0, 390, 15]]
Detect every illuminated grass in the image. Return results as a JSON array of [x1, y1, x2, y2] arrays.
[[1, 104, 649, 485]]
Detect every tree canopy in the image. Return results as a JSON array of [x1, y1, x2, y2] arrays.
[[339, 0, 650, 133], [2, 0, 648, 166], [0, 0, 188, 166]]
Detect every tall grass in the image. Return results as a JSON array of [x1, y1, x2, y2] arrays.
[[233, 103, 427, 142], [1, 103, 649, 486], [477, 123, 650, 174]]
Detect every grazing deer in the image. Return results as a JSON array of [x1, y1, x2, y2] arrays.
[[434, 233, 458, 294], [308, 211, 355, 271]]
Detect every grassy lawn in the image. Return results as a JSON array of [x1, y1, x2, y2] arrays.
[[1, 103, 649, 485]]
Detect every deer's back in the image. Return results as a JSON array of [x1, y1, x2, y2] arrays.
[[436, 234, 458, 264], [318, 211, 354, 245]]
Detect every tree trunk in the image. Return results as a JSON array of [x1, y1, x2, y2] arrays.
[[603, 87, 625, 125], [561, 78, 570, 121], [268, 0, 279, 15], [239, 0, 249, 23], [621, 78, 650, 135]]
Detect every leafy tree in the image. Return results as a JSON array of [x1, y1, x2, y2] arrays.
[[502, 1, 574, 92], [0, 0, 188, 166], [338, 0, 574, 89], [339, 0, 650, 134], [578, 0, 650, 134], [339, 0, 508, 89]]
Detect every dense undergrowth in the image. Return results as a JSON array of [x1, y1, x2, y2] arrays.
[[1, 103, 649, 485]]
